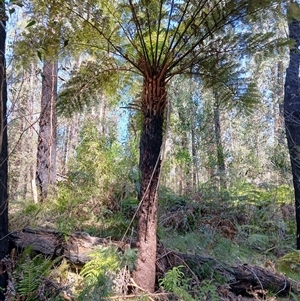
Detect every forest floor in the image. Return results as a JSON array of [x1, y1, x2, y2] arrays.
[[6, 183, 300, 300]]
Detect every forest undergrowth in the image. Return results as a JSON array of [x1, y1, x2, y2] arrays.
[[5, 182, 299, 301]]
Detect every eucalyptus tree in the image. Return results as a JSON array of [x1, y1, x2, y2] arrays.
[[284, 1, 300, 249], [59, 0, 282, 292], [33, 0, 63, 201], [0, 0, 8, 298], [13, 0, 71, 201]]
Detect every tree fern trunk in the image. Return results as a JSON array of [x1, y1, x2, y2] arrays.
[[133, 74, 166, 292]]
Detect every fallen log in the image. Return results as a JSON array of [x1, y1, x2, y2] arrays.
[[156, 245, 298, 297], [9, 228, 298, 297], [9, 228, 131, 264]]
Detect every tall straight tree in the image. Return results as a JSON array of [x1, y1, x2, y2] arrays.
[[36, 58, 58, 201], [34, 0, 63, 201], [60, 0, 282, 292], [284, 1, 300, 249], [213, 97, 227, 189], [0, 0, 8, 298], [13, 0, 69, 201]]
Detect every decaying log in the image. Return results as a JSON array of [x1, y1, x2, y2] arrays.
[[9, 228, 299, 297], [9, 228, 130, 265], [156, 245, 298, 297]]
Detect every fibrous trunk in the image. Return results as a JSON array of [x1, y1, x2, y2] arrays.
[[284, 18, 300, 249], [133, 74, 166, 292], [0, 5, 8, 299], [36, 60, 58, 201]]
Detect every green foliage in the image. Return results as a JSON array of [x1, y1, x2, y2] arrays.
[[9, 200, 43, 230], [121, 197, 139, 217], [6, 247, 61, 301], [78, 246, 122, 301], [69, 120, 124, 195], [277, 251, 300, 281], [49, 120, 134, 236], [121, 248, 137, 272], [288, 1, 300, 22], [247, 233, 270, 249], [158, 187, 190, 209], [228, 182, 293, 206], [159, 265, 195, 301], [160, 183, 296, 269], [57, 61, 121, 117], [198, 280, 219, 301], [96, 211, 132, 238], [269, 144, 291, 176], [160, 265, 220, 301]]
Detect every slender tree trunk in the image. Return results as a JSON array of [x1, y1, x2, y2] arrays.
[[0, 4, 8, 299], [213, 100, 226, 189], [191, 128, 199, 190], [284, 16, 300, 249], [36, 60, 58, 201], [61, 124, 70, 175], [275, 61, 285, 144], [178, 109, 191, 193], [133, 75, 166, 292]]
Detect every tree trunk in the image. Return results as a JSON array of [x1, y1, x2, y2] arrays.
[[191, 128, 198, 190], [274, 61, 284, 142], [0, 4, 8, 299], [62, 124, 70, 175], [36, 60, 58, 201], [284, 16, 300, 249], [213, 99, 226, 189], [133, 75, 166, 292]]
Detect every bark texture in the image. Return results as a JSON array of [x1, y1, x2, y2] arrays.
[[284, 17, 300, 249], [133, 74, 166, 292], [0, 5, 8, 299], [36, 60, 58, 201]]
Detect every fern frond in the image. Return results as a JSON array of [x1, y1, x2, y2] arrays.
[[15, 252, 54, 301], [277, 250, 300, 281], [57, 60, 122, 117], [80, 246, 119, 282]]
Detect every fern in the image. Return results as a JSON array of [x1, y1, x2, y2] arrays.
[[80, 247, 119, 280], [277, 250, 300, 281], [7, 247, 61, 301], [198, 280, 219, 301], [159, 265, 196, 301], [78, 246, 120, 301]]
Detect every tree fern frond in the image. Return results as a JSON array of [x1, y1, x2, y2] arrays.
[[57, 60, 121, 117]]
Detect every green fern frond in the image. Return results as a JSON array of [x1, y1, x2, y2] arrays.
[[277, 250, 300, 281], [80, 246, 119, 282], [15, 251, 55, 301], [78, 247, 121, 301], [159, 265, 196, 301], [57, 60, 121, 117]]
